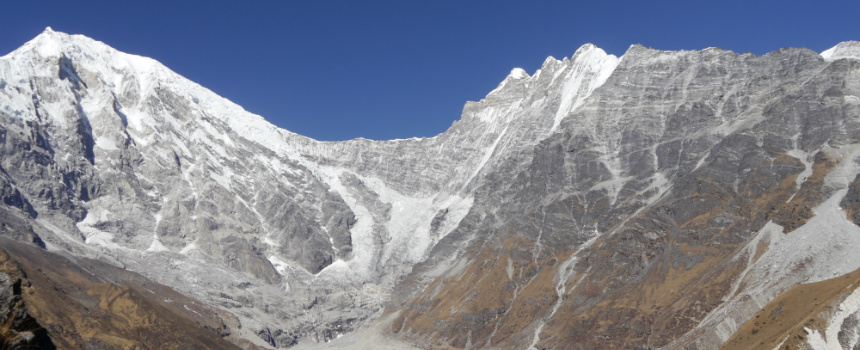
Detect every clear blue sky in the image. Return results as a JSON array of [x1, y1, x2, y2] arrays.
[[2, 1, 859, 141]]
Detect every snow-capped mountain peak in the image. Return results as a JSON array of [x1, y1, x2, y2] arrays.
[[509, 67, 529, 79], [821, 40, 860, 61]]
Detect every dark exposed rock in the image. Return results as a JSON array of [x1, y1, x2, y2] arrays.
[[0, 272, 55, 350]]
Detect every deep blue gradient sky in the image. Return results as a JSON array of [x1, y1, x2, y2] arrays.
[[2, 1, 859, 140]]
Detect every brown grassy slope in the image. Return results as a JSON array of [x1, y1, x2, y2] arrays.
[[720, 267, 860, 350], [389, 235, 561, 349], [0, 236, 242, 350]]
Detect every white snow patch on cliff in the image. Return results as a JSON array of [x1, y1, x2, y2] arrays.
[[358, 174, 474, 266], [77, 206, 127, 251], [311, 166, 473, 283], [146, 235, 170, 252], [311, 167, 378, 281], [509, 68, 528, 80], [95, 136, 118, 151], [462, 124, 510, 189], [550, 44, 619, 132], [805, 284, 860, 350], [821, 41, 860, 62]]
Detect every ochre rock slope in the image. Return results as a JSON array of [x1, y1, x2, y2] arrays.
[[721, 267, 860, 350], [0, 234, 243, 350]]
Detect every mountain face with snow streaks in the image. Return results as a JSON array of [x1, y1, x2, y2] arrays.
[[2, 29, 860, 350]]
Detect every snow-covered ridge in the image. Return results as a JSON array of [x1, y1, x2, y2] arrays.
[[509, 67, 529, 80], [2, 28, 627, 194], [1, 27, 635, 287], [2, 27, 310, 162], [549, 43, 619, 132]]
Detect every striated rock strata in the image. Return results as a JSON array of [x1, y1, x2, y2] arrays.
[[2, 28, 860, 349]]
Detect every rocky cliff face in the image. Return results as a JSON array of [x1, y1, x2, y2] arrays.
[[2, 28, 860, 349], [0, 258, 55, 350], [383, 42, 860, 350]]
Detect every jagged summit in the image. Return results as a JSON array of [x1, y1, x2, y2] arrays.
[[7, 26, 102, 59], [39, 26, 57, 37], [31, 26, 58, 43], [572, 42, 601, 55], [508, 67, 528, 79]]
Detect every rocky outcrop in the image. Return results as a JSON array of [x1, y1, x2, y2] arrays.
[[0, 235, 244, 350], [0, 271, 54, 350]]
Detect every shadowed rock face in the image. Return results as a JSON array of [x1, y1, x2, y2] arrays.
[[3, 29, 860, 349], [0, 271, 55, 350]]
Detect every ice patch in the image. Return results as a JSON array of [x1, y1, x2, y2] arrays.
[[95, 136, 118, 151], [262, 236, 279, 248], [266, 255, 293, 292], [313, 166, 474, 283], [76, 206, 127, 251], [208, 170, 232, 191], [183, 304, 202, 316]]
